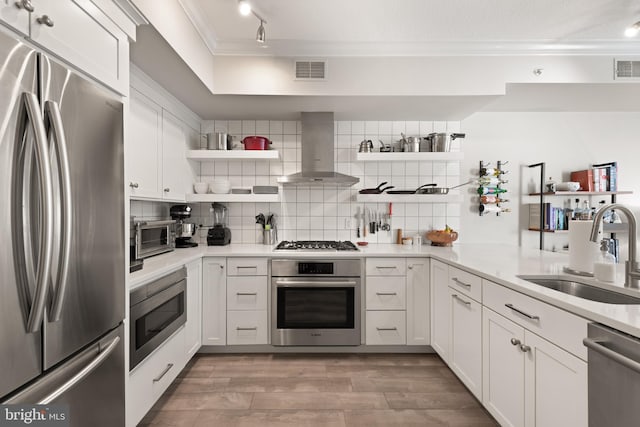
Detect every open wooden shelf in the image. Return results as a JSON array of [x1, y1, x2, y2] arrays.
[[528, 191, 632, 196]]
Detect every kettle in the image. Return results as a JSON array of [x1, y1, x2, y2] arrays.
[[358, 139, 374, 152]]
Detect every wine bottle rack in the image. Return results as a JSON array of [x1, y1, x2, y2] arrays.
[[478, 160, 509, 216]]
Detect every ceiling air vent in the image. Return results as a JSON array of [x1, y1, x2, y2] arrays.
[[294, 60, 327, 80], [614, 59, 640, 80]]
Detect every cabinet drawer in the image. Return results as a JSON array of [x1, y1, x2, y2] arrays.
[[227, 258, 268, 276], [448, 266, 482, 302], [227, 310, 268, 345], [483, 280, 588, 360], [366, 311, 406, 345], [128, 327, 186, 426], [227, 276, 268, 310], [366, 276, 406, 310], [366, 258, 406, 276]]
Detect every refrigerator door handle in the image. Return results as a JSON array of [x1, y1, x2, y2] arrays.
[[44, 100, 72, 322], [38, 335, 120, 405], [14, 92, 55, 333]]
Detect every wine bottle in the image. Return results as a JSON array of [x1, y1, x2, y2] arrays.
[[477, 187, 507, 195], [479, 167, 505, 177], [478, 176, 509, 186], [480, 195, 509, 204], [479, 204, 512, 214]]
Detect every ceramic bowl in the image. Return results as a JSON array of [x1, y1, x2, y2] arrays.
[[193, 182, 209, 194]]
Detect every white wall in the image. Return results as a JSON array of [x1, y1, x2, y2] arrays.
[[193, 120, 462, 244], [460, 112, 640, 252]]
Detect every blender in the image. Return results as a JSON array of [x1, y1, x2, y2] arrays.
[[207, 203, 231, 246], [170, 204, 198, 248]]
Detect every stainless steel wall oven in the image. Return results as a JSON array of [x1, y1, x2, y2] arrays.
[[271, 259, 361, 346], [130, 268, 186, 369]]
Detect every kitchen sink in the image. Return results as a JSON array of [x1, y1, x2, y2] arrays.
[[517, 276, 640, 304]]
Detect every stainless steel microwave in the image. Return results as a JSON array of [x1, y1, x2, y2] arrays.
[[134, 220, 175, 259]]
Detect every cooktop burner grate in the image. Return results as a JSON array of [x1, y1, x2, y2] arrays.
[[275, 240, 359, 251]]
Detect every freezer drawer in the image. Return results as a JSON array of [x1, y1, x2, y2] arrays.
[[4, 324, 125, 427]]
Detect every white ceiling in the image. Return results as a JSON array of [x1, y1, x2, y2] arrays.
[[181, 0, 640, 56]]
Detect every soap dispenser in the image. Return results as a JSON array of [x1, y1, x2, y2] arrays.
[[594, 239, 616, 282]]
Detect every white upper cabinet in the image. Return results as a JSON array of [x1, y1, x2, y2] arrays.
[[161, 109, 188, 201], [1, 0, 130, 94], [128, 89, 162, 199], [1, 0, 30, 35]]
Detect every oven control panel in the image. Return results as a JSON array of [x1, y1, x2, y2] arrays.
[[298, 262, 334, 275]]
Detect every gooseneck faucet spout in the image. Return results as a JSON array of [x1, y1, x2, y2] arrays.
[[590, 204, 640, 289]]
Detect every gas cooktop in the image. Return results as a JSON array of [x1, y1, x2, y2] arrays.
[[275, 240, 359, 251]]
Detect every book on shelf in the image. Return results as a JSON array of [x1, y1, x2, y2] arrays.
[[529, 203, 567, 231], [592, 161, 618, 192], [570, 169, 594, 192]]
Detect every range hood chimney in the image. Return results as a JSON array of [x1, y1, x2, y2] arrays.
[[277, 112, 359, 186]]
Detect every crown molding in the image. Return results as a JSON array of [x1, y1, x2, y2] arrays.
[[179, 0, 218, 55]]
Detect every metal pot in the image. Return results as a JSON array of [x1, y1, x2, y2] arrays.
[[359, 139, 374, 152], [207, 132, 230, 150], [426, 133, 466, 152], [242, 136, 271, 150], [404, 136, 421, 152], [419, 137, 432, 152]]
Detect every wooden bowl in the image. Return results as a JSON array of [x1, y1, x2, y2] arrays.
[[426, 230, 458, 247]]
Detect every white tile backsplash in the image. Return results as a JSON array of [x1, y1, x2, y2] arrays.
[[188, 119, 463, 244]]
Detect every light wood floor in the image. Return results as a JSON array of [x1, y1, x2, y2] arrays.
[[140, 353, 498, 426]]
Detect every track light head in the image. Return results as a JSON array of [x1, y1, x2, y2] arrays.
[[256, 20, 266, 43]]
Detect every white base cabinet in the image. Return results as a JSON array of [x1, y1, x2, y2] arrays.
[[430, 259, 450, 360], [482, 307, 587, 427], [127, 328, 186, 427], [449, 288, 482, 400], [406, 258, 430, 345], [365, 311, 407, 345], [185, 259, 202, 359], [202, 258, 226, 346]]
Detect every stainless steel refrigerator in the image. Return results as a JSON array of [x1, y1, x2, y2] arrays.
[[0, 28, 125, 426]]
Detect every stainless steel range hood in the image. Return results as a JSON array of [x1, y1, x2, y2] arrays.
[[278, 112, 359, 186]]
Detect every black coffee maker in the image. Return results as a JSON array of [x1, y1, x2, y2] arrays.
[[207, 203, 231, 246], [170, 204, 198, 248]]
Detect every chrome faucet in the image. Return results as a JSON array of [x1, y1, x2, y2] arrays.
[[590, 203, 640, 289]]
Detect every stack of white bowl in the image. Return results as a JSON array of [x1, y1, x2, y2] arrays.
[[194, 182, 208, 194], [210, 179, 231, 194]]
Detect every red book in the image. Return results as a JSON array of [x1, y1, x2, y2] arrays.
[[570, 170, 594, 192]]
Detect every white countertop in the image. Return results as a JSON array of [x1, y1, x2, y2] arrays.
[[129, 243, 640, 339]]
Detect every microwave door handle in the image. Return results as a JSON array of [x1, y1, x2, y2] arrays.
[[14, 93, 55, 333], [44, 101, 72, 322]]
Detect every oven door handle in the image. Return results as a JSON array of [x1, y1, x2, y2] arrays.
[[274, 280, 357, 287]]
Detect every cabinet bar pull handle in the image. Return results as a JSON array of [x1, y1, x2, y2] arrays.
[[505, 303, 540, 320], [510, 338, 521, 346], [376, 292, 397, 296], [376, 327, 398, 331], [375, 266, 397, 269], [236, 327, 258, 331], [153, 363, 174, 382], [452, 277, 472, 288], [452, 294, 471, 306], [236, 292, 258, 296], [237, 266, 257, 269]]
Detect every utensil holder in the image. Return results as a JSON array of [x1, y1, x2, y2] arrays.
[[263, 229, 277, 245]]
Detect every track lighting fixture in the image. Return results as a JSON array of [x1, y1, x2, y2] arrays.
[[238, 1, 268, 44], [625, 21, 640, 37], [256, 20, 266, 43]]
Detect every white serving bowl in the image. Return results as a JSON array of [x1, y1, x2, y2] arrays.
[[210, 179, 231, 194], [556, 181, 581, 192], [193, 182, 209, 194]]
